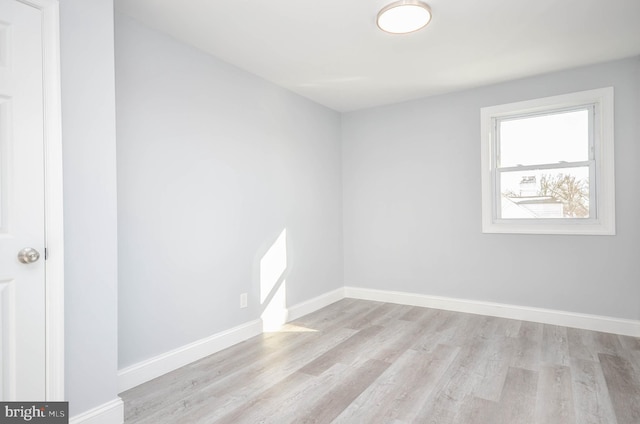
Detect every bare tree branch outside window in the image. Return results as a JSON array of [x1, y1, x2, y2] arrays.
[[538, 174, 589, 217]]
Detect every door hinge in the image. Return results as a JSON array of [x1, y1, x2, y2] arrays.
[[44, 248, 48, 260]]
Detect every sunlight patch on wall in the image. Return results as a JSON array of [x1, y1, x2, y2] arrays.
[[261, 280, 287, 331], [260, 229, 288, 331]]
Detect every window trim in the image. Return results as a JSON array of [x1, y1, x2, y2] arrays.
[[480, 88, 615, 235]]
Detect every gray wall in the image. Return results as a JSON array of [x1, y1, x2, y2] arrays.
[[115, 15, 343, 368], [60, 0, 119, 416], [342, 57, 640, 321]]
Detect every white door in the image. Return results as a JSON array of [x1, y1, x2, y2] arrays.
[[0, 0, 47, 400]]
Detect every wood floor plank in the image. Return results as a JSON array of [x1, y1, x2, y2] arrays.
[[567, 327, 600, 362], [495, 316, 522, 338], [511, 321, 544, 371], [615, 334, 640, 375], [471, 335, 517, 402], [492, 367, 539, 424], [541, 324, 570, 366], [409, 309, 465, 353], [617, 334, 640, 352], [210, 366, 326, 424], [298, 325, 385, 375], [599, 353, 640, 424], [344, 302, 413, 330], [593, 332, 627, 357], [371, 313, 439, 364], [300, 316, 423, 376], [292, 358, 391, 424], [534, 365, 576, 424], [398, 305, 436, 322], [289, 298, 381, 332], [333, 344, 459, 423], [570, 358, 616, 424], [411, 327, 508, 423], [445, 314, 491, 347], [369, 322, 423, 364], [121, 300, 640, 424], [458, 396, 499, 424]]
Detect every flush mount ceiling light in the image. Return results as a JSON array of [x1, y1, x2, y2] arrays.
[[377, 0, 432, 34]]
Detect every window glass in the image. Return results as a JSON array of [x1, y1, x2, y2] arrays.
[[499, 166, 590, 219], [499, 109, 589, 167]]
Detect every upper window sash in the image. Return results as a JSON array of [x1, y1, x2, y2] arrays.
[[494, 104, 596, 169]]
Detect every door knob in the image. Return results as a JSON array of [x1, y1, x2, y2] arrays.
[[17, 247, 40, 264]]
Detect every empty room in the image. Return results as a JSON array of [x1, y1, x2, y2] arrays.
[[2, 0, 639, 423]]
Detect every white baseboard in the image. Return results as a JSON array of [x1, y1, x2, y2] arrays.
[[344, 286, 640, 337], [118, 319, 263, 393], [117, 290, 345, 392], [70, 398, 123, 424], [287, 288, 345, 322]]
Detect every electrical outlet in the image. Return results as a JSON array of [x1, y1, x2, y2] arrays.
[[240, 293, 248, 308]]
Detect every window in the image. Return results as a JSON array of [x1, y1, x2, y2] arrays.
[[480, 88, 615, 235]]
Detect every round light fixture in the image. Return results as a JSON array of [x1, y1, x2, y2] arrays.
[[377, 0, 432, 34]]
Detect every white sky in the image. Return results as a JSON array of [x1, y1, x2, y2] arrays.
[[499, 109, 589, 167]]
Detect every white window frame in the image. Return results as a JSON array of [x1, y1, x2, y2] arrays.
[[480, 88, 615, 235]]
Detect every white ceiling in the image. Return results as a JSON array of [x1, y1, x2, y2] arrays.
[[114, 0, 640, 112]]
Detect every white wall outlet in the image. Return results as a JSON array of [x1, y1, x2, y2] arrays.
[[240, 293, 248, 308]]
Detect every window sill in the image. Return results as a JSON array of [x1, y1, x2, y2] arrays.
[[481, 219, 616, 235]]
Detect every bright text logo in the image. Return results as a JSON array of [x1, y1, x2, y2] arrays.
[[0, 402, 68, 423]]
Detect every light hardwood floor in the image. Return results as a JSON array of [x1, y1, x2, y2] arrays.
[[121, 299, 640, 424]]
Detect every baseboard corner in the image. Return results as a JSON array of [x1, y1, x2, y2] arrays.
[[287, 287, 345, 322]]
